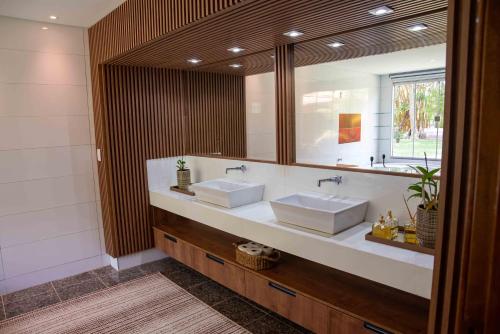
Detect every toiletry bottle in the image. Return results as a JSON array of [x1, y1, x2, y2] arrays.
[[372, 215, 392, 240], [404, 219, 417, 244], [386, 210, 399, 240]]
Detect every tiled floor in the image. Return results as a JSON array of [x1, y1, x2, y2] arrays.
[[0, 258, 311, 333]]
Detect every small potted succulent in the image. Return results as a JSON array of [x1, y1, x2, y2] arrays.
[[407, 154, 440, 248], [176, 157, 191, 190]]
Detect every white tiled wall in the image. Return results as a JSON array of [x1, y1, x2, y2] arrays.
[[294, 62, 380, 167], [0, 16, 105, 294], [245, 72, 276, 161]]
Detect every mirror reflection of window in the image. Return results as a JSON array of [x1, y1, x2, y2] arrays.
[[294, 44, 446, 173], [391, 74, 445, 160]]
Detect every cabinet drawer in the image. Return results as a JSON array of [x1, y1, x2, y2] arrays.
[[330, 309, 378, 334], [245, 272, 330, 334], [191, 247, 245, 295], [156, 230, 194, 267], [153, 228, 164, 250]]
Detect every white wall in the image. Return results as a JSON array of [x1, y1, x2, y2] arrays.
[[377, 75, 393, 162], [245, 72, 276, 161], [294, 62, 380, 167], [0, 16, 105, 294]]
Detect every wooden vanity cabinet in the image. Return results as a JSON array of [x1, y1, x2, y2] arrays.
[[155, 227, 246, 295], [152, 208, 429, 334]]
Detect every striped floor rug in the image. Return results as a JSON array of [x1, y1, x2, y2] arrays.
[[0, 273, 250, 334]]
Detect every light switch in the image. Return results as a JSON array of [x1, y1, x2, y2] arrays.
[[97, 148, 102, 162]]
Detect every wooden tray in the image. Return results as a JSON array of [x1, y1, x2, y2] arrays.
[[170, 185, 195, 196], [365, 226, 434, 255]]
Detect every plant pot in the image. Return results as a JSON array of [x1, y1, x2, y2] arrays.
[[416, 205, 438, 248], [177, 169, 191, 190]]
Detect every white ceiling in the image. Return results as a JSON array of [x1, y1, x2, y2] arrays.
[[0, 0, 125, 27]]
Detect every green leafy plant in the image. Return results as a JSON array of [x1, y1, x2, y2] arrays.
[[176, 157, 187, 171], [407, 153, 440, 211]]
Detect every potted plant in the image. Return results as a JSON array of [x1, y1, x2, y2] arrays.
[[394, 129, 401, 143], [176, 157, 191, 190], [407, 154, 440, 248]]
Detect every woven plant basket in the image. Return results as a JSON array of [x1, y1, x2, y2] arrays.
[[177, 169, 191, 190], [234, 241, 280, 271], [416, 205, 438, 249]]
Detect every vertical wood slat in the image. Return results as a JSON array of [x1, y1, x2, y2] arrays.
[[275, 44, 295, 165], [102, 65, 244, 256], [89, 0, 243, 257], [103, 66, 185, 256]]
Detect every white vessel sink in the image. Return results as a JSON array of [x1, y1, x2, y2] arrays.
[[270, 193, 368, 234], [191, 178, 265, 208]]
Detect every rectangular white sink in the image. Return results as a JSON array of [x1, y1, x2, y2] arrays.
[[191, 178, 265, 208], [270, 193, 368, 234]]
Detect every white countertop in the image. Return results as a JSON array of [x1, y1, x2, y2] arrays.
[[150, 187, 434, 298]]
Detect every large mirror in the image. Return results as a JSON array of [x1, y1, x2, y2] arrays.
[[186, 50, 276, 162], [293, 12, 447, 175]]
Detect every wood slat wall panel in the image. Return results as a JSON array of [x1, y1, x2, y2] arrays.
[[275, 44, 295, 165], [101, 65, 245, 256], [103, 65, 184, 255], [89, 0, 244, 257]]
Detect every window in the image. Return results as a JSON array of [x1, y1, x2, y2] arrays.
[[391, 71, 445, 160]]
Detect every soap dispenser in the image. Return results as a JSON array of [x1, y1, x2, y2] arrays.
[[386, 210, 399, 240]]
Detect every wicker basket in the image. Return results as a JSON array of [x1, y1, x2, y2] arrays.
[[233, 241, 280, 271], [416, 206, 438, 249]]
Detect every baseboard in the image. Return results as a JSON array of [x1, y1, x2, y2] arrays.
[[108, 248, 167, 271]]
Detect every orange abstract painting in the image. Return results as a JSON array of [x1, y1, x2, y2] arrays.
[[338, 114, 361, 144]]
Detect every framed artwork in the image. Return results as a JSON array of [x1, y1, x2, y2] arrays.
[[338, 113, 361, 144]]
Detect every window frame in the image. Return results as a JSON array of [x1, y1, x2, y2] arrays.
[[389, 69, 446, 161]]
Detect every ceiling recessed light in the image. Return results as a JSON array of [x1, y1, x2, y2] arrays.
[[229, 64, 243, 68], [407, 23, 428, 32], [328, 42, 345, 48], [49, 15, 57, 20], [41, 26, 49, 30], [227, 47, 245, 53], [368, 6, 394, 16], [283, 30, 304, 38], [187, 58, 202, 64]]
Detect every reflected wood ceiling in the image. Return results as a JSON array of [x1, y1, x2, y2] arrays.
[[192, 10, 447, 76], [108, 0, 447, 74]]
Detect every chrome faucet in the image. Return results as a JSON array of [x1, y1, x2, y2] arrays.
[[225, 165, 247, 174], [317, 176, 342, 187]]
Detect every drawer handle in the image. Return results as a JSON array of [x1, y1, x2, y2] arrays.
[[164, 234, 177, 243], [363, 322, 392, 334], [268, 282, 296, 297], [206, 253, 225, 265]]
